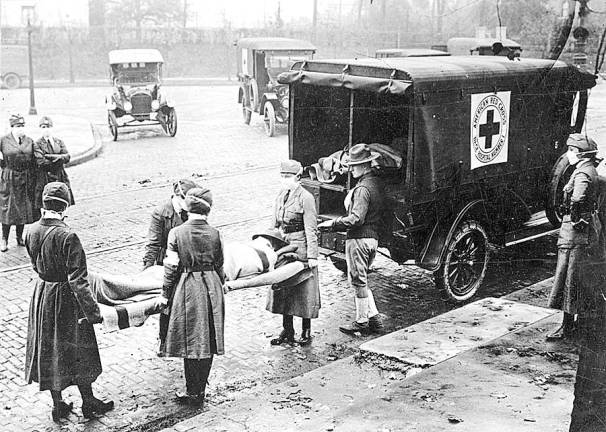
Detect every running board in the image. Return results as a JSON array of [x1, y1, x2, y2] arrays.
[[504, 216, 559, 247]]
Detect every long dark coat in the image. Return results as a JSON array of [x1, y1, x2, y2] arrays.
[[549, 161, 599, 315], [0, 133, 37, 224], [267, 184, 320, 319], [33, 136, 74, 215], [143, 199, 185, 267], [160, 219, 225, 359], [24, 218, 103, 391]]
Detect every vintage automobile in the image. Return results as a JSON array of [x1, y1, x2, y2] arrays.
[[278, 55, 596, 302], [1, 45, 28, 89], [106, 49, 176, 141], [236, 37, 315, 137], [375, 48, 450, 59]]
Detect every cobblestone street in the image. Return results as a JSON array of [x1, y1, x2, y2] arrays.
[[0, 82, 602, 431]]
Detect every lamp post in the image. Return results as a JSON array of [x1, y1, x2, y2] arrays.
[[26, 18, 37, 115]]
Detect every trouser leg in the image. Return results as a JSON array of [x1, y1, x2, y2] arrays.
[[302, 318, 311, 332], [184, 359, 202, 395], [77, 383, 95, 404], [159, 313, 169, 343], [15, 224, 24, 239], [346, 238, 378, 323], [367, 289, 379, 318], [50, 390, 63, 406], [283, 314, 294, 332], [1, 224, 10, 240], [198, 356, 213, 398]]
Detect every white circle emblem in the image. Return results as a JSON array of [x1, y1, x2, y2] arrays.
[[471, 95, 508, 164]]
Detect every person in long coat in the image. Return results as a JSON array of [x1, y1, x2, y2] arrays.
[[547, 134, 600, 340], [157, 187, 224, 406], [24, 182, 113, 421], [143, 178, 199, 354], [267, 160, 320, 346], [33, 116, 75, 216], [0, 113, 37, 252]]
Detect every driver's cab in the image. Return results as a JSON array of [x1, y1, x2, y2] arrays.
[[108, 49, 164, 89]]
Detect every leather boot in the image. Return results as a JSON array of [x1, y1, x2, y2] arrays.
[[81, 398, 114, 418], [51, 401, 73, 422], [16, 237, 25, 246], [297, 328, 312, 346], [0, 239, 7, 252], [270, 329, 295, 345]]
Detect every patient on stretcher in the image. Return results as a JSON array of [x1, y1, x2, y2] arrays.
[[88, 229, 310, 330]]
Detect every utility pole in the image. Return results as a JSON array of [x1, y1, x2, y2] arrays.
[[26, 18, 37, 115], [312, 0, 318, 42]]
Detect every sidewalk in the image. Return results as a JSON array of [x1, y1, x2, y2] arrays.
[[163, 285, 579, 432], [0, 113, 102, 167]]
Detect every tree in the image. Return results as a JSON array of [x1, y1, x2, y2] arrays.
[[106, 0, 186, 42]]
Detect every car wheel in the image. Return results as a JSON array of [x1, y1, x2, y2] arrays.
[[166, 108, 177, 137], [107, 112, 118, 141], [546, 153, 574, 227], [264, 102, 276, 137], [329, 256, 347, 273], [242, 100, 251, 125], [434, 220, 489, 303], [3, 73, 21, 90]]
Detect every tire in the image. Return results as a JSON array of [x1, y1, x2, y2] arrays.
[[330, 256, 347, 273], [108, 112, 118, 141], [249, 78, 259, 112], [3, 73, 21, 90], [434, 220, 490, 303], [166, 108, 177, 137], [242, 100, 251, 124], [546, 153, 574, 227], [263, 102, 276, 137]]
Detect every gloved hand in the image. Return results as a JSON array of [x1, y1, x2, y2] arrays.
[[282, 252, 299, 262], [223, 282, 233, 294], [154, 296, 168, 311], [317, 220, 334, 232]]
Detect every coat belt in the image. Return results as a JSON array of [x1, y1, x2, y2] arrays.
[[183, 263, 216, 273]]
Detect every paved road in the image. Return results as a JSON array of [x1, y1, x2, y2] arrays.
[[1, 82, 602, 431]]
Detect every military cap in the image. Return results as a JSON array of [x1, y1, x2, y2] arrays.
[[173, 178, 199, 198], [184, 187, 213, 214], [567, 133, 598, 154], [39, 116, 53, 127], [252, 228, 289, 249], [280, 159, 303, 175], [9, 114, 25, 127], [42, 182, 71, 207]]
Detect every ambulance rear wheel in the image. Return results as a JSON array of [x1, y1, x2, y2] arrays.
[[329, 256, 347, 273], [264, 102, 276, 137], [546, 153, 574, 227], [434, 220, 489, 303]]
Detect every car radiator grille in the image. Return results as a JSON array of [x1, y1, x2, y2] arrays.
[[131, 94, 152, 114]]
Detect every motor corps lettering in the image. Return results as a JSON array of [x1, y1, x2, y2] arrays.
[[470, 91, 510, 170]]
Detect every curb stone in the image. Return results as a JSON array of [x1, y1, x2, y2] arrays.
[[66, 123, 104, 167]]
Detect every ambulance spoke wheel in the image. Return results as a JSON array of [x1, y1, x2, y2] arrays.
[[108, 113, 118, 141], [166, 108, 177, 137], [546, 153, 574, 227], [434, 220, 489, 303], [264, 102, 276, 137], [329, 256, 347, 273]]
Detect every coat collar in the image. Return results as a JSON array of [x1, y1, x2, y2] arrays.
[[39, 218, 68, 228]]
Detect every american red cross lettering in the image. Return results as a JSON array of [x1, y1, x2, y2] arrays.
[[479, 109, 500, 150]]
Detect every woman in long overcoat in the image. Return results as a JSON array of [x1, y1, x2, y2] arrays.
[[33, 116, 75, 216], [267, 160, 320, 346], [0, 114, 37, 252], [24, 182, 113, 421], [158, 187, 224, 406], [547, 134, 600, 340]]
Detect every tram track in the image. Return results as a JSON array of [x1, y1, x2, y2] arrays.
[[74, 163, 277, 202], [0, 214, 270, 275]]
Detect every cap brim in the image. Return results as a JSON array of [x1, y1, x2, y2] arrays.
[[342, 152, 380, 166], [252, 233, 289, 249]]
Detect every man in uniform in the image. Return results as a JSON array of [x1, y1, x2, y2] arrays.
[[318, 144, 386, 335], [143, 178, 199, 353]]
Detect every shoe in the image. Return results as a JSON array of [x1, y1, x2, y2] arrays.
[[297, 329, 312, 346], [0, 239, 7, 252], [369, 315, 385, 333], [156, 340, 165, 357], [339, 321, 371, 335], [51, 401, 73, 422], [270, 329, 295, 346], [175, 391, 204, 406], [81, 398, 114, 418], [16, 237, 24, 246]]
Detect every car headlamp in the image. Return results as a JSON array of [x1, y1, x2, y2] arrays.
[[151, 100, 160, 111], [124, 101, 133, 112]]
